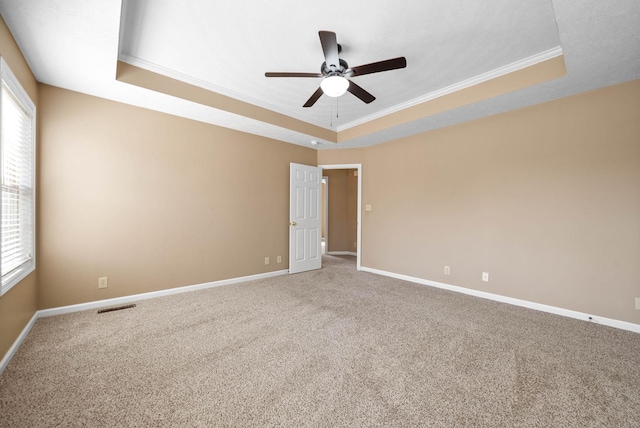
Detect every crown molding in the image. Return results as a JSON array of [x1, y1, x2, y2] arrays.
[[118, 46, 563, 137], [117, 53, 332, 130], [337, 46, 564, 131]]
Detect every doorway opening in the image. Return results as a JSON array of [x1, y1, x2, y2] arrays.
[[319, 164, 362, 271]]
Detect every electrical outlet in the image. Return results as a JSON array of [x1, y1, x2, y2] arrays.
[[353, 242, 357, 249], [277, 256, 282, 263], [265, 257, 270, 265], [636, 297, 640, 310], [444, 266, 450, 275], [482, 272, 489, 282], [98, 277, 108, 289]]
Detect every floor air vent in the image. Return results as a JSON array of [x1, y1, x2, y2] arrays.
[[97, 304, 136, 314]]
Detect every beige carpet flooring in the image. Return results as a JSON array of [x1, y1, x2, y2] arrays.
[[1, 255, 639, 427]]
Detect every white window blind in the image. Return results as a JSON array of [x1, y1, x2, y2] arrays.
[[0, 58, 35, 295]]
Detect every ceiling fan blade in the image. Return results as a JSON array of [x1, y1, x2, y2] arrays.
[[303, 87, 324, 107], [350, 57, 407, 77], [347, 80, 376, 104], [319, 31, 340, 69], [265, 72, 323, 78]]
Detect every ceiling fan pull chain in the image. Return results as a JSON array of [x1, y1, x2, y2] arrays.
[[330, 99, 334, 127]]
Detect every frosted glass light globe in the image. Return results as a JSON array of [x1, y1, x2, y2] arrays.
[[320, 76, 349, 97]]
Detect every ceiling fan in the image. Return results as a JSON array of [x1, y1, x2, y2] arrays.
[[265, 31, 407, 108]]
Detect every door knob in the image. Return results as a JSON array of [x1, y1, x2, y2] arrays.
[[290, 221, 297, 226]]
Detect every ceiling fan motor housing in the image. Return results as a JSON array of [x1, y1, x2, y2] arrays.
[[321, 59, 349, 76]]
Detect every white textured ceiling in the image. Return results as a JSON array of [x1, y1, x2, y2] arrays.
[[1, 0, 639, 149], [119, 0, 561, 129]]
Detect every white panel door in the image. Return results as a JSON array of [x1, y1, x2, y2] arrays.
[[289, 163, 322, 274]]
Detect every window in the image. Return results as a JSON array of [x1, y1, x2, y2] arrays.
[[0, 57, 35, 296]]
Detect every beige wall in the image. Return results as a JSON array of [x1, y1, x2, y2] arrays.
[[0, 16, 39, 362], [320, 79, 640, 324], [319, 148, 365, 165], [38, 85, 316, 309], [323, 169, 357, 253]]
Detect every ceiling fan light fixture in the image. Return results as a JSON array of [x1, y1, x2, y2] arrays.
[[265, 31, 406, 107], [320, 75, 349, 97]]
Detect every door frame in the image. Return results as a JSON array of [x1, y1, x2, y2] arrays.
[[318, 164, 362, 271], [322, 176, 329, 255]]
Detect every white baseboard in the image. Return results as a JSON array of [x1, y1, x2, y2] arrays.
[[4, 265, 637, 376], [360, 266, 640, 334], [327, 251, 357, 256], [0, 312, 38, 374], [39, 269, 289, 318], [1, 269, 288, 374]]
